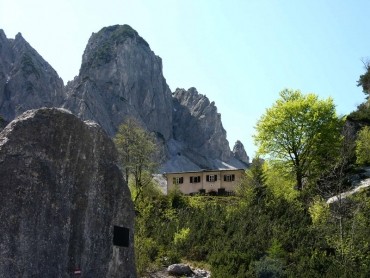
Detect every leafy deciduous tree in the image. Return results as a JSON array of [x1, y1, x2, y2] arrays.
[[237, 157, 266, 198], [356, 125, 370, 165], [254, 89, 344, 190], [114, 118, 158, 201]]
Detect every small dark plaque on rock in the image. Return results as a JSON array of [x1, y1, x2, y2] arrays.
[[113, 225, 129, 247]]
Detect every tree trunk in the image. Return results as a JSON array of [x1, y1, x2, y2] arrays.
[[296, 170, 303, 191]]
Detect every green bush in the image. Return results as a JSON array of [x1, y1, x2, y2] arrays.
[[356, 126, 370, 164], [250, 256, 285, 278]]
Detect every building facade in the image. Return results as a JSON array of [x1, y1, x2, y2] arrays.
[[165, 169, 245, 195]]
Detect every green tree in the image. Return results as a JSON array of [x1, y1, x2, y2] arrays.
[[237, 157, 266, 205], [254, 89, 344, 190], [114, 118, 158, 201], [356, 126, 370, 165], [357, 59, 370, 97]]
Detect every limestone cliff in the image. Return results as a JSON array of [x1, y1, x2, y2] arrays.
[[63, 25, 173, 139], [232, 140, 249, 165], [0, 108, 136, 277], [0, 30, 64, 121], [0, 25, 249, 172], [173, 87, 231, 161]]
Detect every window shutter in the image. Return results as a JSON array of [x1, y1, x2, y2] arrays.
[[180, 177, 183, 184], [206, 175, 209, 182], [232, 174, 235, 181], [198, 176, 201, 182], [190, 177, 193, 183]]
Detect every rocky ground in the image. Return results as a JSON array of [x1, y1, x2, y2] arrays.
[[142, 264, 211, 278], [327, 167, 370, 204]]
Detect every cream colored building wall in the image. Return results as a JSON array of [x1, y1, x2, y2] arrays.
[[201, 171, 221, 193], [167, 172, 203, 194], [166, 169, 244, 195], [219, 170, 244, 192]]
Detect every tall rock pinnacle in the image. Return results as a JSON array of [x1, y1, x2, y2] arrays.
[[63, 24, 173, 139], [232, 140, 250, 165]]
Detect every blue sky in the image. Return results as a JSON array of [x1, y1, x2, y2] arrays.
[[1, 0, 368, 157]]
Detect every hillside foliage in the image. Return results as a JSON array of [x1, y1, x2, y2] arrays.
[[134, 175, 370, 277], [132, 87, 370, 277]]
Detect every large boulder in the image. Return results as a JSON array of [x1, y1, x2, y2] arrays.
[[0, 108, 136, 277], [167, 264, 193, 276]]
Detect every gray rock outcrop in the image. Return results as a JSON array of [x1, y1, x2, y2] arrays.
[[0, 25, 249, 173], [0, 108, 136, 277], [167, 264, 193, 276], [63, 25, 173, 139], [0, 30, 64, 121], [232, 140, 249, 165], [173, 87, 231, 162], [166, 264, 210, 278], [0, 114, 7, 131]]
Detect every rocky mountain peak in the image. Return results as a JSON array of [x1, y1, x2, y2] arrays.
[[0, 25, 249, 172], [172, 87, 231, 163], [80, 25, 150, 74], [64, 24, 173, 139], [14, 32, 24, 41], [174, 87, 214, 112], [232, 140, 249, 165], [80, 24, 149, 74], [0, 30, 64, 121]]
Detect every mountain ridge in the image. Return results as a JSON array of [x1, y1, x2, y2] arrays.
[[0, 25, 249, 172]]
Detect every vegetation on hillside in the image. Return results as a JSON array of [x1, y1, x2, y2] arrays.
[[133, 174, 370, 277], [349, 59, 370, 123], [129, 70, 370, 277]]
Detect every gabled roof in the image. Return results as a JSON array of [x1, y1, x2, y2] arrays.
[[163, 168, 245, 175]]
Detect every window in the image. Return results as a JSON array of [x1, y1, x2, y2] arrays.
[[113, 226, 130, 247], [206, 174, 217, 182], [223, 174, 235, 182], [173, 177, 184, 184], [190, 176, 201, 183]]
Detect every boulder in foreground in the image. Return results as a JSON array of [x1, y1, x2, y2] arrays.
[[0, 108, 136, 277]]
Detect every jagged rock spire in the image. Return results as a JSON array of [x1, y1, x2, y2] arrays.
[[233, 140, 249, 164]]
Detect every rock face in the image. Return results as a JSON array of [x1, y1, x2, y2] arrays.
[[63, 25, 173, 139], [167, 264, 193, 276], [173, 87, 231, 162], [232, 140, 249, 165], [0, 115, 7, 131], [0, 25, 249, 172], [0, 30, 64, 121], [0, 108, 136, 277]]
